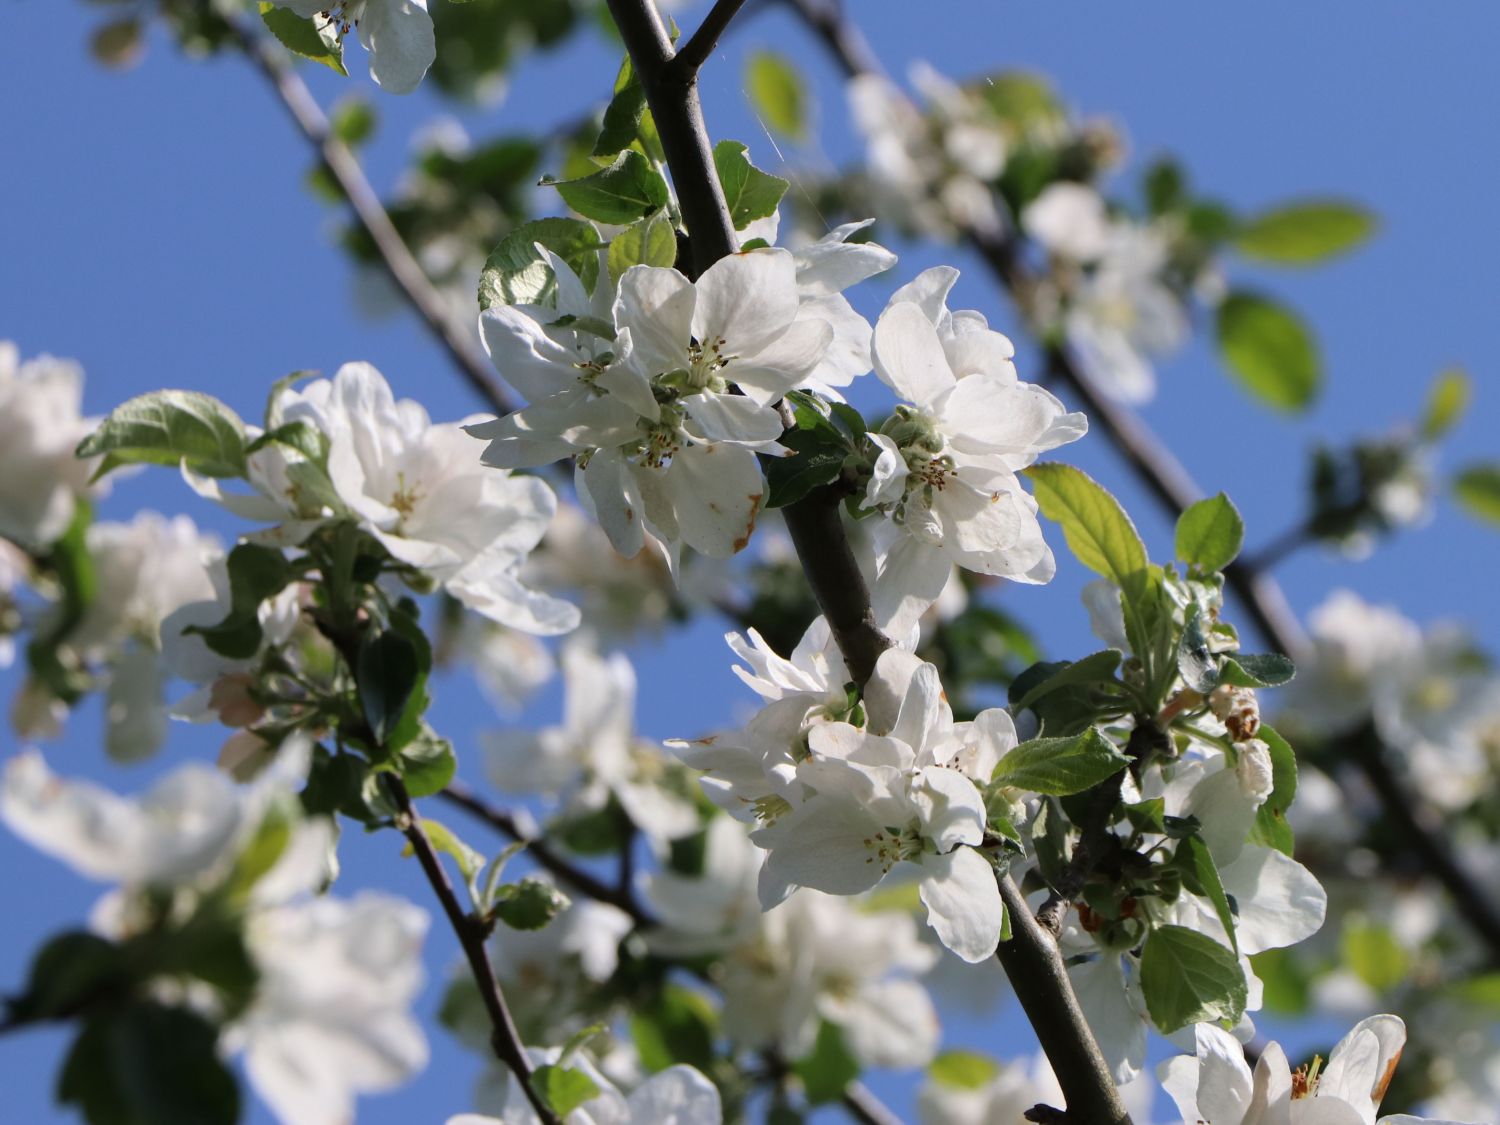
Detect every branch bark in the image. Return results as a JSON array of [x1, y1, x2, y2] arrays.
[[995, 875, 1132, 1125], [383, 774, 558, 1124], [673, 0, 754, 76], [438, 780, 651, 926], [234, 24, 515, 417]]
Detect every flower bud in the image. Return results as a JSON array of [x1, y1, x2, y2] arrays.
[[1234, 738, 1274, 804]]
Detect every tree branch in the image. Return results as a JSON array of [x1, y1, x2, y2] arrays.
[[438, 781, 651, 926], [840, 1080, 906, 1125], [383, 774, 558, 1125], [233, 24, 515, 417], [995, 875, 1132, 1125], [673, 0, 754, 76], [605, 0, 891, 687]]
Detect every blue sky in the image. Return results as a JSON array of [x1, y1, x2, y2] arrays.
[[2, 1, 1497, 1121]]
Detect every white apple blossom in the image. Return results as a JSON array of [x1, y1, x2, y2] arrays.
[[1023, 182, 1114, 263], [238, 893, 430, 1125], [750, 648, 1007, 963], [472, 248, 835, 563], [863, 267, 1086, 625], [455, 1053, 721, 1125], [0, 342, 102, 548], [1160, 1016, 1470, 1125], [272, 0, 435, 94], [484, 643, 699, 845], [647, 815, 940, 1068]]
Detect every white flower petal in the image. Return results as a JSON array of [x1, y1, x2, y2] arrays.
[[917, 846, 1002, 962], [873, 301, 956, 408], [358, 0, 435, 94]]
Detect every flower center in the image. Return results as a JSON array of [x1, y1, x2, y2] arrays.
[[861, 823, 925, 872], [316, 1, 366, 37], [390, 472, 421, 522]]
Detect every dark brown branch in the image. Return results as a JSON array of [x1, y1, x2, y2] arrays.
[[233, 24, 515, 417], [995, 875, 1133, 1125], [673, 0, 754, 76], [438, 781, 652, 926], [605, 0, 892, 689], [384, 774, 558, 1124]]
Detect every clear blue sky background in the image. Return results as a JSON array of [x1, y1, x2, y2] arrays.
[[2, 1, 1497, 1121]]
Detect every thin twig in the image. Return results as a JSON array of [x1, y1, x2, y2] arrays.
[[673, 0, 754, 76], [840, 1080, 906, 1125], [438, 781, 652, 926], [233, 24, 515, 417], [384, 774, 559, 1124]]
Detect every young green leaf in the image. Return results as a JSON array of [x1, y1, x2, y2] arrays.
[[1008, 650, 1123, 711], [990, 727, 1130, 796], [1218, 653, 1296, 689], [183, 543, 293, 660], [1233, 200, 1376, 265], [396, 727, 456, 797], [1216, 292, 1322, 412], [533, 1064, 601, 1118], [746, 51, 808, 140], [1175, 492, 1245, 571], [1454, 463, 1500, 526], [594, 56, 648, 158], [792, 1020, 861, 1105], [479, 218, 602, 311], [764, 427, 848, 509], [78, 389, 249, 481], [548, 149, 669, 226], [1421, 367, 1471, 441], [356, 630, 421, 745], [1023, 463, 1148, 588], [1139, 925, 1247, 1032], [607, 211, 678, 283], [1176, 605, 1218, 694], [629, 984, 719, 1074], [258, 3, 347, 75], [713, 140, 789, 230], [491, 877, 570, 931], [928, 1050, 1001, 1091], [1248, 724, 1298, 855], [1177, 835, 1238, 954]]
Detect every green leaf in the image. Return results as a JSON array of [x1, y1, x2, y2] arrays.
[[548, 149, 669, 225], [244, 419, 329, 467], [928, 1049, 1001, 1090], [1233, 200, 1376, 265], [330, 97, 376, 146], [1023, 463, 1148, 589], [991, 727, 1129, 796], [1009, 650, 1123, 711], [479, 217, 602, 311], [1218, 653, 1296, 689], [595, 56, 649, 158], [1248, 725, 1297, 855], [1138, 925, 1247, 1033], [607, 211, 678, 283], [533, 1064, 601, 1119], [397, 727, 455, 796], [629, 984, 719, 1073], [357, 629, 421, 745], [25, 501, 97, 702], [415, 817, 485, 906], [746, 51, 808, 140], [1177, 835, 1238, 954], [60, 1002, 240, 1125], [492, 877, 571, 931], [183, 543, 293, 660], [1176, 493, 1245, 571], [1454, 463, 1500, 526], [765, 429, 847, 509], [793, 1020, 860, 1105], [1341, 917, 1408, 991], [227, 803, 293, 898], [78, 389, 248, 480], [15, 932, 126, 1021], [713, 140, 789, 231], [258, 3, 346, 75], [1216, 292, 1321, 412], [1176, 605, 1218, 694], [1421, 367, 1471, 441]]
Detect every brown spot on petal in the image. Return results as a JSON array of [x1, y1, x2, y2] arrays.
[[1373, 1047, 1403, 1104], [732, 493, 763, 553], [625, 507, 635, 522]]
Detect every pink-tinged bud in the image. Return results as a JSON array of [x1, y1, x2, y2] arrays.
[[210, 673, 264, 728]]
